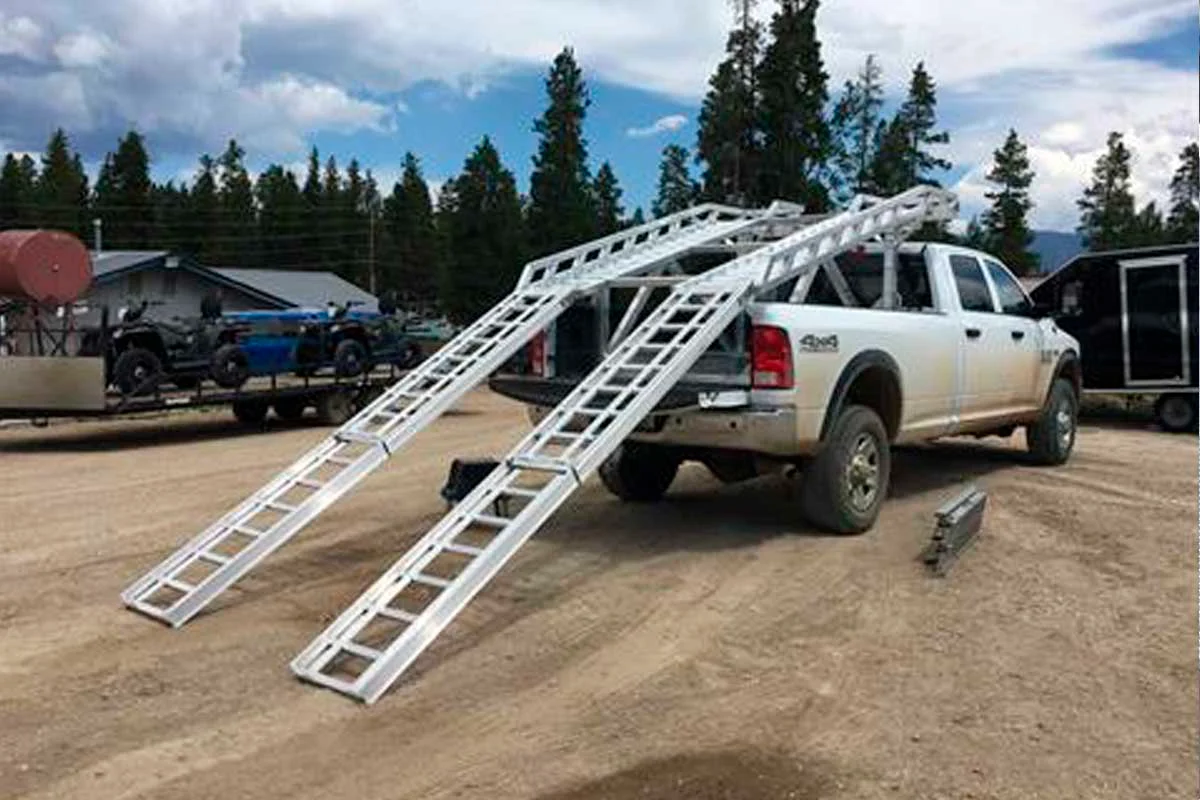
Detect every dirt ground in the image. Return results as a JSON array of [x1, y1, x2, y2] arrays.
[[0, 389, 1195, 800]]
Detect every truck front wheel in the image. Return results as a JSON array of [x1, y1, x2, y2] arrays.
[[801, 404, 891, 535], [1026, 378, 1078, 464], [599, 443, 680, 503], [1154, 393, 1197, 433]]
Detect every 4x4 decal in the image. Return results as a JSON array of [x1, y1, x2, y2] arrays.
[[797, 334, 839, 353]]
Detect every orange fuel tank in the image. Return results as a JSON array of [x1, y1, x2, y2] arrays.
[[0, 229, 92, 305]]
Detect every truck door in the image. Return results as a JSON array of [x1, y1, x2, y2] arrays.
[[982, 259, 1043, 410], [1119, 255, 1191, 387], [948, 254, 1010, 422]]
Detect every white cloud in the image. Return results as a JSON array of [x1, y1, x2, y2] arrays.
[[0, 0, 1193, 230], [626, 114, 688, 138]]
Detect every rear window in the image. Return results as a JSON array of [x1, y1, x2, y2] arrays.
[[803, 250, 933, 310]]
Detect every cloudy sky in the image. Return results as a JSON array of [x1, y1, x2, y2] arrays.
[[0, 0, 1196, 232]]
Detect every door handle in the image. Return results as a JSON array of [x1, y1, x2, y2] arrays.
[[965, 328, 981, 340], [1011, 330, 1025, 341]]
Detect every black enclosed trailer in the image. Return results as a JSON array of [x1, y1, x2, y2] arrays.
[[1030, 242, 1198, 432]]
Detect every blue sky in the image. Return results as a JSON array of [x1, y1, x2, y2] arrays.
[[1, 0, 1196, 233]]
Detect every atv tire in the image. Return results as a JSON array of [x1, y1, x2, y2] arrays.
[[334, 339, 368, 378], [113, 347, 163, 396], [210, 344, 250, 389]]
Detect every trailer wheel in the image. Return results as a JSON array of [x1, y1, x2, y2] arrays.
[[800, 404, 891, 535], [1026, 378, 1078, 465], [113, 347, 163, 396], [315, 390, 355, 425], [598, 443, 680, 502], [334, 339, 368, 378], [232, 399, 269, 426], [1154, 393, 1198, 433], [273, 397, 308, 422], [210, 344, 250, 389]]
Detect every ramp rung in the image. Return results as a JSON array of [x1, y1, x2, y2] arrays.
[[377, 606, 420, 623], [325, 456, 355, 467], [337, 431, 384, 447], [266, 501, 298, 513], [295, 479, 325, 490], [470, 513, 512, 529], [198, 551, 231, 566], [507, 455, 572, 474], [412, 573, 452, 589], [443, 542, 485, 557], [501, 487, 540, 499], [164, 578, 195, 593], [342, 641, 382, 661], [233, 525, 265, 538]]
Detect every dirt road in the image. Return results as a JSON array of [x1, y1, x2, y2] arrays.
[[0, 390, 1195, 799]]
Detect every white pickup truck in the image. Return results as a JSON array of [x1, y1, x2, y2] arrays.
[[489, 241, 1082, 534]]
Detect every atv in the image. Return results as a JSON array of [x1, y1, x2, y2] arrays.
[[99, 298, 252, 396], [293, 299, 423, 379]]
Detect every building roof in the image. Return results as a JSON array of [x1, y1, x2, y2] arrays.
[[210, 268, 378, 310], [89, 250, 169, 278]]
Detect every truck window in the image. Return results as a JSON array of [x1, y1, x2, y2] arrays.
[[983, 260, 1033, 316], [950, 256, 995, 312], [803, 251, 933, 309]]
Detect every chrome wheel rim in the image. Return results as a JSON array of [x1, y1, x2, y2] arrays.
[[845, 433, 880, 512], [1056, 402, 1074, 451]]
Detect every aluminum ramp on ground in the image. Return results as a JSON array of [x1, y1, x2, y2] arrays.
[[290, 185, 957, 703], [120, 203, 790, 628]]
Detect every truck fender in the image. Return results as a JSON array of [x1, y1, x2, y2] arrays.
[[1044, 350, 1082, 403], [819, 350, 904, 442]]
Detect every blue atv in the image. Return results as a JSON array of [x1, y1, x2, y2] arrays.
[[224, 300, 423, 379]]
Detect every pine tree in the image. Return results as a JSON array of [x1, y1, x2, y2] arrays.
[[830, 54, 884, 199], [0, 153, 38, 228], [214, 139, 256, 265], [36, 129, 89, 237], [188, 155, 220, 261], [1077, 131, 1137, 250], [300, 147, 323, 271], [1166, 142, 1198, 244], [527, 47, 595, 256], [95, 131, 153, 248], [153, 181, 192, 254], [1129, 201, 1165, 247], [696, 0, 763, 205], [870, 62, 951, 195], [382, 152, 441, 303], [652, 144, 701, 217], [980, 129, 1038, 275], [591, 162, 624, 236], [628, 207, 646, 227], [756, 0, 830, 209], [341, 158, 368, 283], [320, 155, 343, 273], [256, 165, 304, 269], [438, 137, 526, 322]]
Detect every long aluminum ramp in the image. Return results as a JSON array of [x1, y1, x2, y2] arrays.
[[120, 203, 781, 628], [290, 186, 957, 703]]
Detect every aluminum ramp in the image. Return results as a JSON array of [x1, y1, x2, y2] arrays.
[[120, 203, 787, 628], [290, 186, 957, 703]]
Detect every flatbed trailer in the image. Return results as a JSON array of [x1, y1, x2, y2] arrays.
[[0, 359, 406, 427]]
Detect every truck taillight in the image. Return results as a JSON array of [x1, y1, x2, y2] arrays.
[[528, 331, 547, 376], [751, 325, 793, 389]]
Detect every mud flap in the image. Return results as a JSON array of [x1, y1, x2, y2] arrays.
[[921, 486, 987, 576]]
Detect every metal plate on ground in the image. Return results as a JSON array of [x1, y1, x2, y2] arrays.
[[921, 485, 987, 576]]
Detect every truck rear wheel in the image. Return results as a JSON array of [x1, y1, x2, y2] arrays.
[[1026, 378, 1078, 464], [599, 443, 680, 503], [273, 397, 308, 422], [800, 404, 891, 535], [1154, 393, 1197, 433]]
